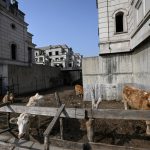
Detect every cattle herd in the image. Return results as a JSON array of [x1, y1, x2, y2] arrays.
[[1, 84, 150, 141]]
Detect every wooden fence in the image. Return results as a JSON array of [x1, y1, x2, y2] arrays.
[[0, 105, 150, 120], [0, 97, 150, 149]]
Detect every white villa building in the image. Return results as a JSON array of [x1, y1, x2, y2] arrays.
[[34, 45, 82, 69]]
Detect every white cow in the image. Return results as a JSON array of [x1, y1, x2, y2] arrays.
[[10, 93, 45, 139]]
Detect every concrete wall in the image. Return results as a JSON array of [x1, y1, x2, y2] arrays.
[[6, 64, 63, 94], [83, 37, 150, 101]]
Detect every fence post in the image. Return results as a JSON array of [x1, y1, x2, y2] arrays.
[[85, 109, 94, 142], [54, 92, 64, 140], [44, 104, 65, 150], [86, 118, 94, 142], [44, 136, 49, 150]]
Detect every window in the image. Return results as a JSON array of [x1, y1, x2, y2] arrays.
[[60, 57, 64, 61], [113, 9, 128, 34], [39, 57, 43, 62], [115, 12, 124, 33], [55, 51, 59, 55], [11, 44, 16, 60], [69, 63, 72, 67], [55, 58, 59, 61], [11, 23, 16, 30], [59, 64, 63, 68], [49, 52, 52, 56], [28, 47, 32, 63]]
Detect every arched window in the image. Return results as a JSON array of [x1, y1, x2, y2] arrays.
[[115, 12, 124, 33], [113, 9, 128, 34], [11, 44, 17, 60]]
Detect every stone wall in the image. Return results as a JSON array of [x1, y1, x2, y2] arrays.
[[83, 37, 150, 101], [5, 64, 63, 94]]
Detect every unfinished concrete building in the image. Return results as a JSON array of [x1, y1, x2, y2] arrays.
[[83, 0, 150, 100], [35, 45, 82, 69]]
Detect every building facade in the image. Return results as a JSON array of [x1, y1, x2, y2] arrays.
[[0, 0, 35, 66], [0, 0, 36, 94], [82, 0, 150, 101], [97, 0, 150, 54], [34, 45, 82, 69]]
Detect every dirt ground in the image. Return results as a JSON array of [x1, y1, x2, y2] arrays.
[[0, 86, 150, 149]]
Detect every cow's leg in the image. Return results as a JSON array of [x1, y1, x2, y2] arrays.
[[146, 121, 150, 135], [124, 101, 128, 110], [95, 97, 102, 109], [122, 94, 128, 110]]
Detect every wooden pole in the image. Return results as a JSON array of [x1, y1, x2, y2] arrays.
[[54, 92, 64, 140], [59, 118, 63, 140], [86, 118, 94, 142], [44, 104, 65, 150], [0, 102, 10, 108], [7, 112, 10, 129], [44, 136, 49, 150]]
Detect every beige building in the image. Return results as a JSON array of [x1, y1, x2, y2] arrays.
[[97, 0, 150, 54], [0, 0, 36, 94], [82, 0, 150, 100], [0, 0, 35, 66]]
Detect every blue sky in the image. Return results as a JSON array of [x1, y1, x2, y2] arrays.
[[17, 0, 99, 57]]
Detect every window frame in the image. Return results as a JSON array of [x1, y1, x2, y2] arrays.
[[115, 12, 124, 33], [112, 9, 128, 35]]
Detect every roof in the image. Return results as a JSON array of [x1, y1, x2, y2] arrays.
[[37, 44, 69, 50]]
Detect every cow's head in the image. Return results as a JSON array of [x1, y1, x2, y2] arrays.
[[10, 113, 30, 139]]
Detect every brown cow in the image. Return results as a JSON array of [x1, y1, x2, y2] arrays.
[[75, 84, 83, 98], [122, 85, 150, 135], [2, 91, 14, 103]]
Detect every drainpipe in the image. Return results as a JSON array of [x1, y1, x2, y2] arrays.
[[107, 0, 111, 52]]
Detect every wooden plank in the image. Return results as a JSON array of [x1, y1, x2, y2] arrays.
[[0, 102, 10, 108], [87, 109, 150, 120], [54, 92, 62, 106], [44, 104, 65, 136], [89, 142, 149, 150], [0, 105, 85, 119], [55, 92, 64, 140], [49, 138, 149, 150], [44, 104, 65, 150], [1, 105, 150, 121]]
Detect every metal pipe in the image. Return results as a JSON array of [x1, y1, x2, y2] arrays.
[[107, 0, 111, 52]]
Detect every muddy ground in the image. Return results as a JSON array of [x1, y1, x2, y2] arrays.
[[0, 86, 150, 149]]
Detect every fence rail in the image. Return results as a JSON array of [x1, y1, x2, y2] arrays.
[[0, 103, 150, 150], [0, 104, 150, 120]]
